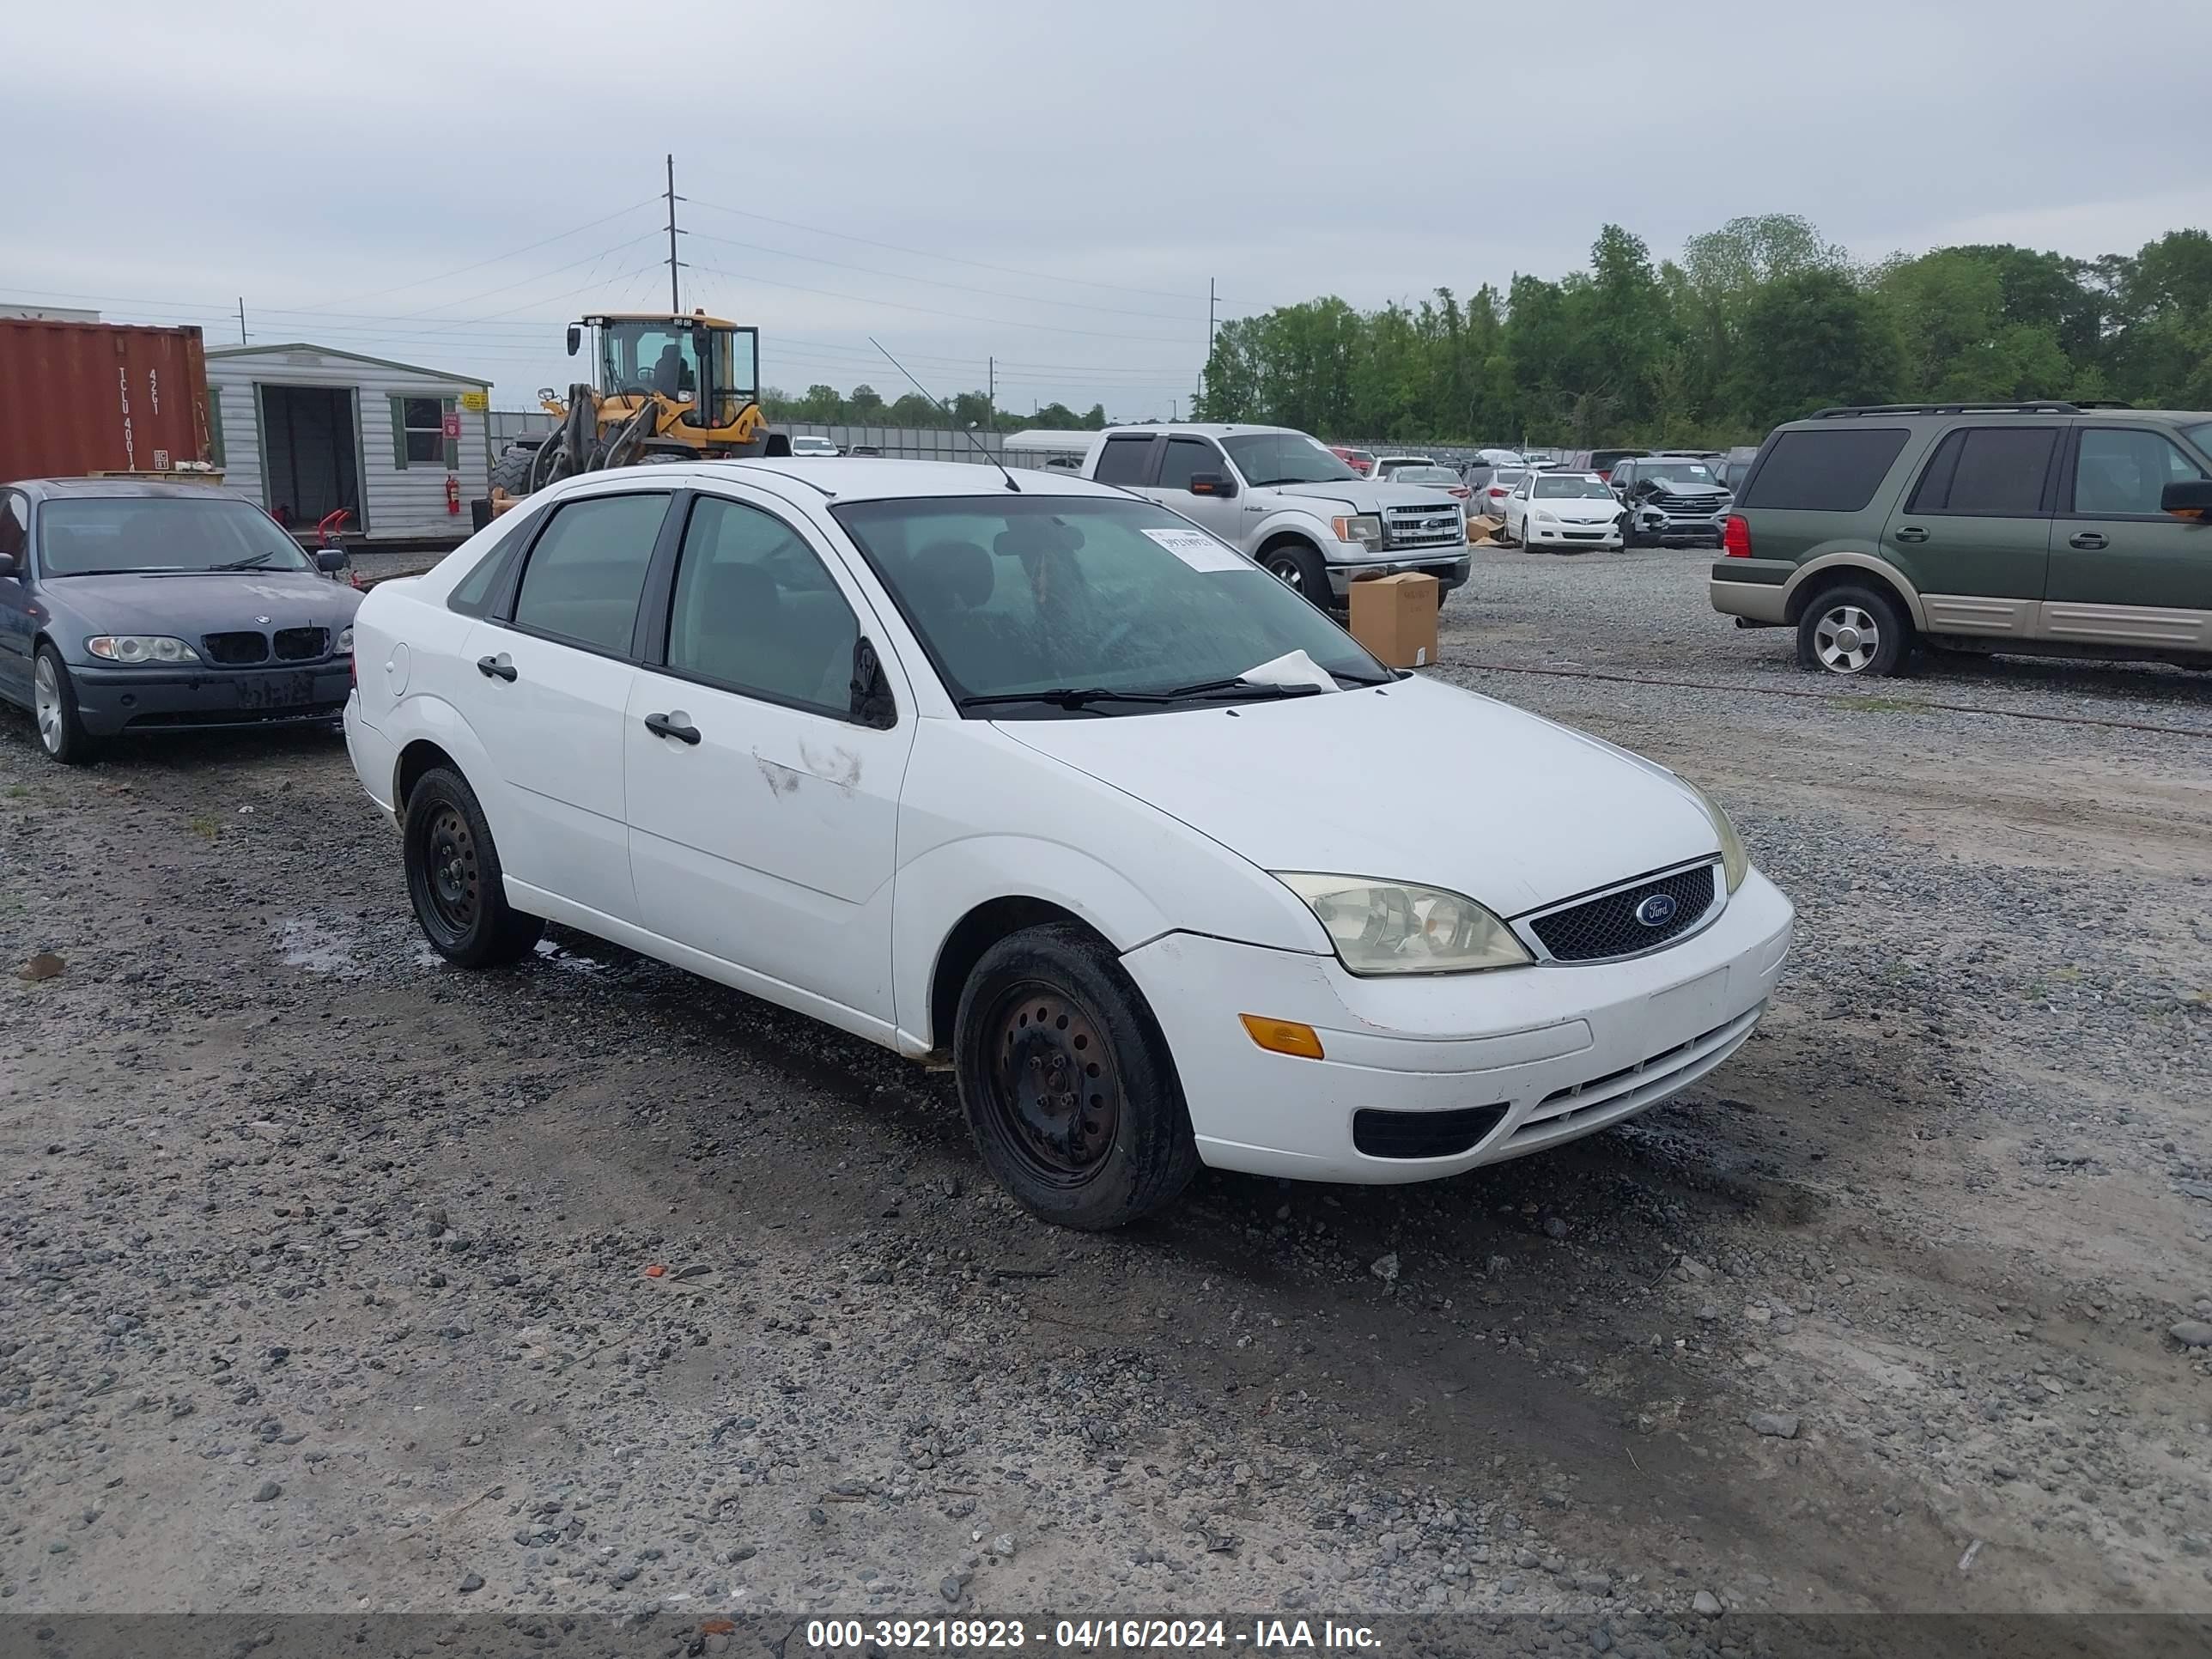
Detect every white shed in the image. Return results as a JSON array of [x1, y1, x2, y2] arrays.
[[204, 343, 492, 544]]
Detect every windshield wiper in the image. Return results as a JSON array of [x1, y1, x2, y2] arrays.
[[957, 687, 1180, 711], [1164, 676, 1328, 701], [210, 551, 280, 571]]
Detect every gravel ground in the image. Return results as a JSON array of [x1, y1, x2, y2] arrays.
[[3, 544, 2210, 1639]]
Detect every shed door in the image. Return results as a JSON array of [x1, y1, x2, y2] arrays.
[[259, 385, 363, 532]]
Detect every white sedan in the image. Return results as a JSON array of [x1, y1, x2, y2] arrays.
[[343, 461, 1792, 1228], [1503, 471, 1627, 551], [786, 434, 841, 457]]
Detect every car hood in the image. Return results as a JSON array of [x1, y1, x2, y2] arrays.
[[996, 674, 1719, 918], [1531, 501, 1622, 520], [1268, 480, 1462, 516], [44, 570, 362, 642]]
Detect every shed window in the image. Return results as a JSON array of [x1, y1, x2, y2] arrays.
[[399, 398, 444, 465]]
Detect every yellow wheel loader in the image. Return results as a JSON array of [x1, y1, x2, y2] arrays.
[[489, 313, 790, 505]]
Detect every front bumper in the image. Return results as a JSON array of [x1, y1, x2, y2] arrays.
[[1633, 512, 1728, 547], [1325, 549, 1471, 600], [1523, 520, 1623, 551], [1120, 870, 1794, 1184], [69, 659, 353, 737]]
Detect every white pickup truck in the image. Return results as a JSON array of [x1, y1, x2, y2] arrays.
[[1081, 422, 1470, 605]]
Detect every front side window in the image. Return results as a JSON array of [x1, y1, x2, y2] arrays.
[[1221, 432, 1359, 486], [2072, 427, 2209, 518], [1155, 436, 1224, 491], [665, 495, 859, 717], [509, 493, 669, 654], [37, 496, 310, 577], [830, 495, 1383, 715], [400, 398, 446, 465], [0, 492, 27, 563]]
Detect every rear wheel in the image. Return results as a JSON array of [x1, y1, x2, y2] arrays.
[[1796, 583, 1910, 677], [1259, 540, 1331, 606], [954, 924, 1198, 1230], [32, 646, 97, 766], [403, 767, 544, 967]]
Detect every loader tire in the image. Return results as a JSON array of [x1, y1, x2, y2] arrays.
[[489, 446, 537, 498]]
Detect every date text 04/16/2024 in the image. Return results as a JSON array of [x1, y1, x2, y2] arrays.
[[801, 1619, 1382, 1651]]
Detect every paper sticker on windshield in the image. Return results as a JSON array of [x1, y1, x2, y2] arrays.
[[1142, 527, 1245, 573]]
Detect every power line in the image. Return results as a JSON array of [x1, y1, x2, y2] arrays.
[[685, 196, 1199, 302], [297, 197, 662, 313]]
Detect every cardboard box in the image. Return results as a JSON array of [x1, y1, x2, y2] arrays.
[[1348, 570, 1440, 668]]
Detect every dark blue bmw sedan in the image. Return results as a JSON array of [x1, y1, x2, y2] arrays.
[[0, 478, 362, 763]]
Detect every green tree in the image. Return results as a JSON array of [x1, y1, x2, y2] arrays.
[[1731, 269, 1902, 428], [846, 383, 885, 419]]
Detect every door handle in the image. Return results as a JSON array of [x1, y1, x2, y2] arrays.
[[643, 711, 701, 744], [475, 654, 516, 681], [2068, 532, 2107, 550], [1893, 526, 1929, 544]]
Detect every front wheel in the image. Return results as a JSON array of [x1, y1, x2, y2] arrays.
[[403, 766, 544, 967], [32, 646, 98, 765], [954, 923, 1199, 1230], [1796, 583, 1910, 677], [1259, 541, 1331, 607]]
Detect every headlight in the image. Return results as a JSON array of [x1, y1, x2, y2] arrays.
[[86, 635, 200, 665], [1276, 873, 1533, 975], [336, 625, 355, 653], [1684, 781, 1749, 893], [1534, 509, 1558, 523], [1330, 514, 1383, 550]]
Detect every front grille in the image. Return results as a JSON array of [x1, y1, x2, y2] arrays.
[[1529, 864, 1716, 962], [1353, 1103, 1509, 1160], [1650, 489, 1728, 516], [202, 631, 269, 665], [1382, 504, 1465, 549], [273, 627, 328, 661]]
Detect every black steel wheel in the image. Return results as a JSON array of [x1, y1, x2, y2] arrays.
[[403, 766, 544, 967], [954, 923, 1198, 1229]]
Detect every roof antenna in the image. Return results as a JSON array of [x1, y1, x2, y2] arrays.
[[869, 337, 1019, 492]]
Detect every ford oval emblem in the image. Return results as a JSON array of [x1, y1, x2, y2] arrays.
[[1635, 893, 1679, 928]]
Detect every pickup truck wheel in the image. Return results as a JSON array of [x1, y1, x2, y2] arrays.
[[1796, 584, 1909, 677], [954, 923, 1199, 1231], [403, 766, 545, 967], [1260, 541, 1330, 605]]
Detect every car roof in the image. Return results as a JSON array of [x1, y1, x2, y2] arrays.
[[9, 477, 251, 503], [550, 457, 1132, 505], [1098, 422, 1309, 441], [1784, 404, 2212, 428]]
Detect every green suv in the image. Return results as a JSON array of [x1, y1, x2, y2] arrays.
[[1710, 402, 2212, 676]]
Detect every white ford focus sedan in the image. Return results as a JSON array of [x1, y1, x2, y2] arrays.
[[343, 459, 1793, 1229]]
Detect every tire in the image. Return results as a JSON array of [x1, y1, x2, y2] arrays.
[[488, 446, 536, 498], [31, 645, 97, 766], [402, 766, 544, 967], [953, 922, 1199, 1230], [1796, 582, 1910, 678], [1259, 540, 1331, 607]]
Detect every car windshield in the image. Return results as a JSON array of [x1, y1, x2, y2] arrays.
[[1391, 465, 1458, 485], [2186, 422, 2212, 457], [1534, 476, 1615, 499], [37, 496, 311, 577], [830, 495, 1386, 714], [1644, 462, 1718, 485], [1224, 432, 1360, 486], [1489, 469, 1529, 489]]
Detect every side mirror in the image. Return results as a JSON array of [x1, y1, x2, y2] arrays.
[[0, 553, 16, 579], [2161, 478, 2212, 520], [565, 325, 582, 357], [1188, 471, 1237, 498], [315, 548, 349, 574], [848, 636, 897, 730]]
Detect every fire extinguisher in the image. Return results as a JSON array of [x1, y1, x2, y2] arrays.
[[445, 475, 461, 515]]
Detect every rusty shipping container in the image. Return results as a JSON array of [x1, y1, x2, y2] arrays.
[[0, 319, 210, 483]]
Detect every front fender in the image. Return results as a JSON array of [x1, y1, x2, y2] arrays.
[[1244, 506, 1343, 557]]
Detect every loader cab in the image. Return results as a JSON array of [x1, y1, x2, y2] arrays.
[[574, 313, 761, 433]]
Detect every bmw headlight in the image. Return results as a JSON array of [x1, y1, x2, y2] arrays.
[[1330, 514, 1383, 550], [1276, 873, 1533, 975], [86, 635, 200, 665], [1684, 781, 1749, 892], [336, 625, 355, 653]]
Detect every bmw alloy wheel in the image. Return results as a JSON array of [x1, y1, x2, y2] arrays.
[[33, 653, 62, 754]]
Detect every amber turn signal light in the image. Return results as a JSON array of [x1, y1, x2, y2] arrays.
[[1239, 1015, 1325, 1060]]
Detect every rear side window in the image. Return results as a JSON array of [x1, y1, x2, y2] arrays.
[[1092, 434, 1157, 485], [1905, 427, 2057, 516], [1739, 428, 1911, 513], [510, 493, 670, 655]]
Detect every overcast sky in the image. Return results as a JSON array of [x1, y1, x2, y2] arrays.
[[7, 0, 2209, 421]]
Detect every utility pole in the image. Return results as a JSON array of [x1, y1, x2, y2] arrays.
[[664, 154, 686, 313], [1207, 279, 1217, 353], [987, 356, 995, 429], [237, 297, 247, 345]]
